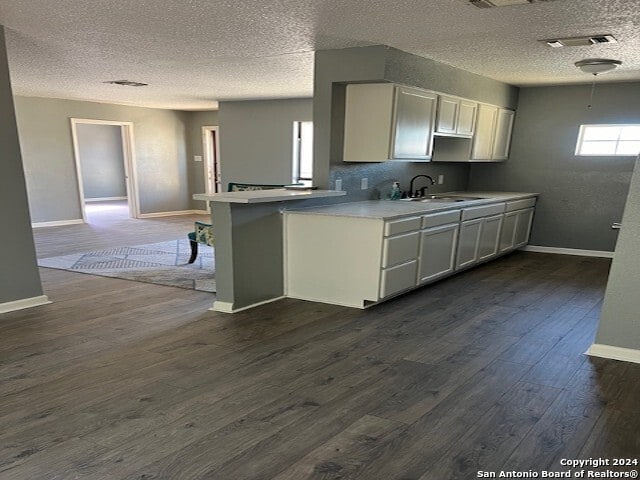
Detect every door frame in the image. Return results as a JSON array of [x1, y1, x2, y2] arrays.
[[202, 125, 221, 213], [70, 118, 140, 221]]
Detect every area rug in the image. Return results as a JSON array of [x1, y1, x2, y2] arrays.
[[38, 239, 215, 293]]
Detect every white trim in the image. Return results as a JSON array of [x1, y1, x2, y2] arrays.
[[70, 119, 140, 221], [212, 296, 286, 314], [202, 125, 221, 214], [586, 343, 640, 365], [32, 219, 84, 228], [84, 196, 128, 202], [0, 295, 51, 314], [521, 245, 614, 258], [137, 210, 208, 218]]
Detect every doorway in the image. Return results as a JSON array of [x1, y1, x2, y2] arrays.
[[202, 126, 221, 213], [70, 119, 139, 222]]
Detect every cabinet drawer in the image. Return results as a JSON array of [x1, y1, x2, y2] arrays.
[[382, 231, 420, 268], [422, 210, 461, 228], [505, 197, 536, 212], [461, 202, 505, 221], [380, 261, 418, 299], [384, 216, 421, 236]]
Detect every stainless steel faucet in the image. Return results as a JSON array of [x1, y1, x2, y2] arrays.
[[409, 175, 435, 198]]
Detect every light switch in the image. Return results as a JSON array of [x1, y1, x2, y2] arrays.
[[438, 175, 445, 185], [194, 155, 202, 162], [361, 178, 368, 190]]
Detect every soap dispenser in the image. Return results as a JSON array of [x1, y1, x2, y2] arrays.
[[390, 181, 401, 200]]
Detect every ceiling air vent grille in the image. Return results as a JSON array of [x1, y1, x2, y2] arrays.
[[542, 35, 618, 48], [468, 0, 557, 7]]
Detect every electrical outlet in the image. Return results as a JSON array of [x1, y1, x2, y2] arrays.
[[194, 155, 202, 162], [361, 178, 368, 190], [438, 175, 445, 185], [335, 178, 343, 191]]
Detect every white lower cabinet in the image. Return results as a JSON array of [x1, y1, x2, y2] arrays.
[[284, 197, 535, 309], [514, 208, 535, 248], [500, 204, 535, 253], [380, 260, 418, 299], [477, 214, 503, 262], [456, 218, 483, 269], [418, 223, 459, 284]]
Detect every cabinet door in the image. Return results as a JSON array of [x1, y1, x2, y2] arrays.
[[456, 219, 483, 269], [477, 214, 503, 261], [456, 100, 477, 136], [471, 104, 498, 160], [418, 223, 459, 284], [499, 211, 518, 253], [343, 84, 395, 162], [514, 208, 534, 247], [392, 87, 437, 160], [492, 109, 515, 160], [380, 261, 418, 299], [436, 95, 459, 134], [382, 231, 420, 268]]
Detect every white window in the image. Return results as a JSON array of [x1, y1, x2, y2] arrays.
[[576, 124, 640, 156], [293, 121, 313, 183]]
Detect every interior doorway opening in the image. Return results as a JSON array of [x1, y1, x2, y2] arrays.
[[70, 118, 139, 223], [202, 126, 221, 213]]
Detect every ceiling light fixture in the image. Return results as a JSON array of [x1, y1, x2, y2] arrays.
[[104, 80, 149, 87], [575, 58, 622, 108], [575, 58, 622, 75]]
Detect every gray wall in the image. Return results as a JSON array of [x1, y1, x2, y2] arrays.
[[469, 83, 640, 252], [15, 96, 192, 221], [313, 46, 519, 200], [595, 155, 640, 351], [76, 123, 127, 199], [217, 99, 311, 189], [186, 110, 219, 210], [0, 26, 43, 304]]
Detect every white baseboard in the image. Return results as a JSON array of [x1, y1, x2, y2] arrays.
[[0, 295, 51, 314], [84, 196, 127, 202], [138, 210, 208, 218], [585, 343, 640, 365], [212, 296, 286, 314], [32, 219, 84, 228], [522, 245, 614, 258]]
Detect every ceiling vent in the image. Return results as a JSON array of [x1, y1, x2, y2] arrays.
[[104, 80, 149, 87], [467, 0, 556, 8], [542, 35, 618, 48]]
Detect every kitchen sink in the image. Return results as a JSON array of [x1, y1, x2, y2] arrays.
[[400, 195, 484, 203]]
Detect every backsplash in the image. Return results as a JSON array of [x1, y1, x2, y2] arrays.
[[329, 161, 471, 202]]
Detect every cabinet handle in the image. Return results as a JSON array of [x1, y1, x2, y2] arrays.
[[611, 223, 622, 230]]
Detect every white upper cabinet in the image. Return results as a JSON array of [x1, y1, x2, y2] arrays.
[[491, 108, 515, 161], [343, 84, 396, 162], [343, 83, 513, 163], [343, 83, 436, 162], [392, 87, 437, 160], [471, 104, 499, 160], [470, 105, 515, 162], [457, 100, 478, 136], [435, 95, 477, 137]]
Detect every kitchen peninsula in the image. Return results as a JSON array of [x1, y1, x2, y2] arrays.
[[195, 190, 536, 313], [193, 188, 346, 313]]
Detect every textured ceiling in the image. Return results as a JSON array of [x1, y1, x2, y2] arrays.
[[0, 0, 638, 110]]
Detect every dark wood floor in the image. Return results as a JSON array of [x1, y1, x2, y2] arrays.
[[2, 213, 639, 479]]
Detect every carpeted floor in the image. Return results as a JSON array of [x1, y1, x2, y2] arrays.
[[38, 239, 215, 293]]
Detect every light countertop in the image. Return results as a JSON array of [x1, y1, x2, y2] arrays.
[[284, 191, 538, 220], [194, 189, 346, 204]]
